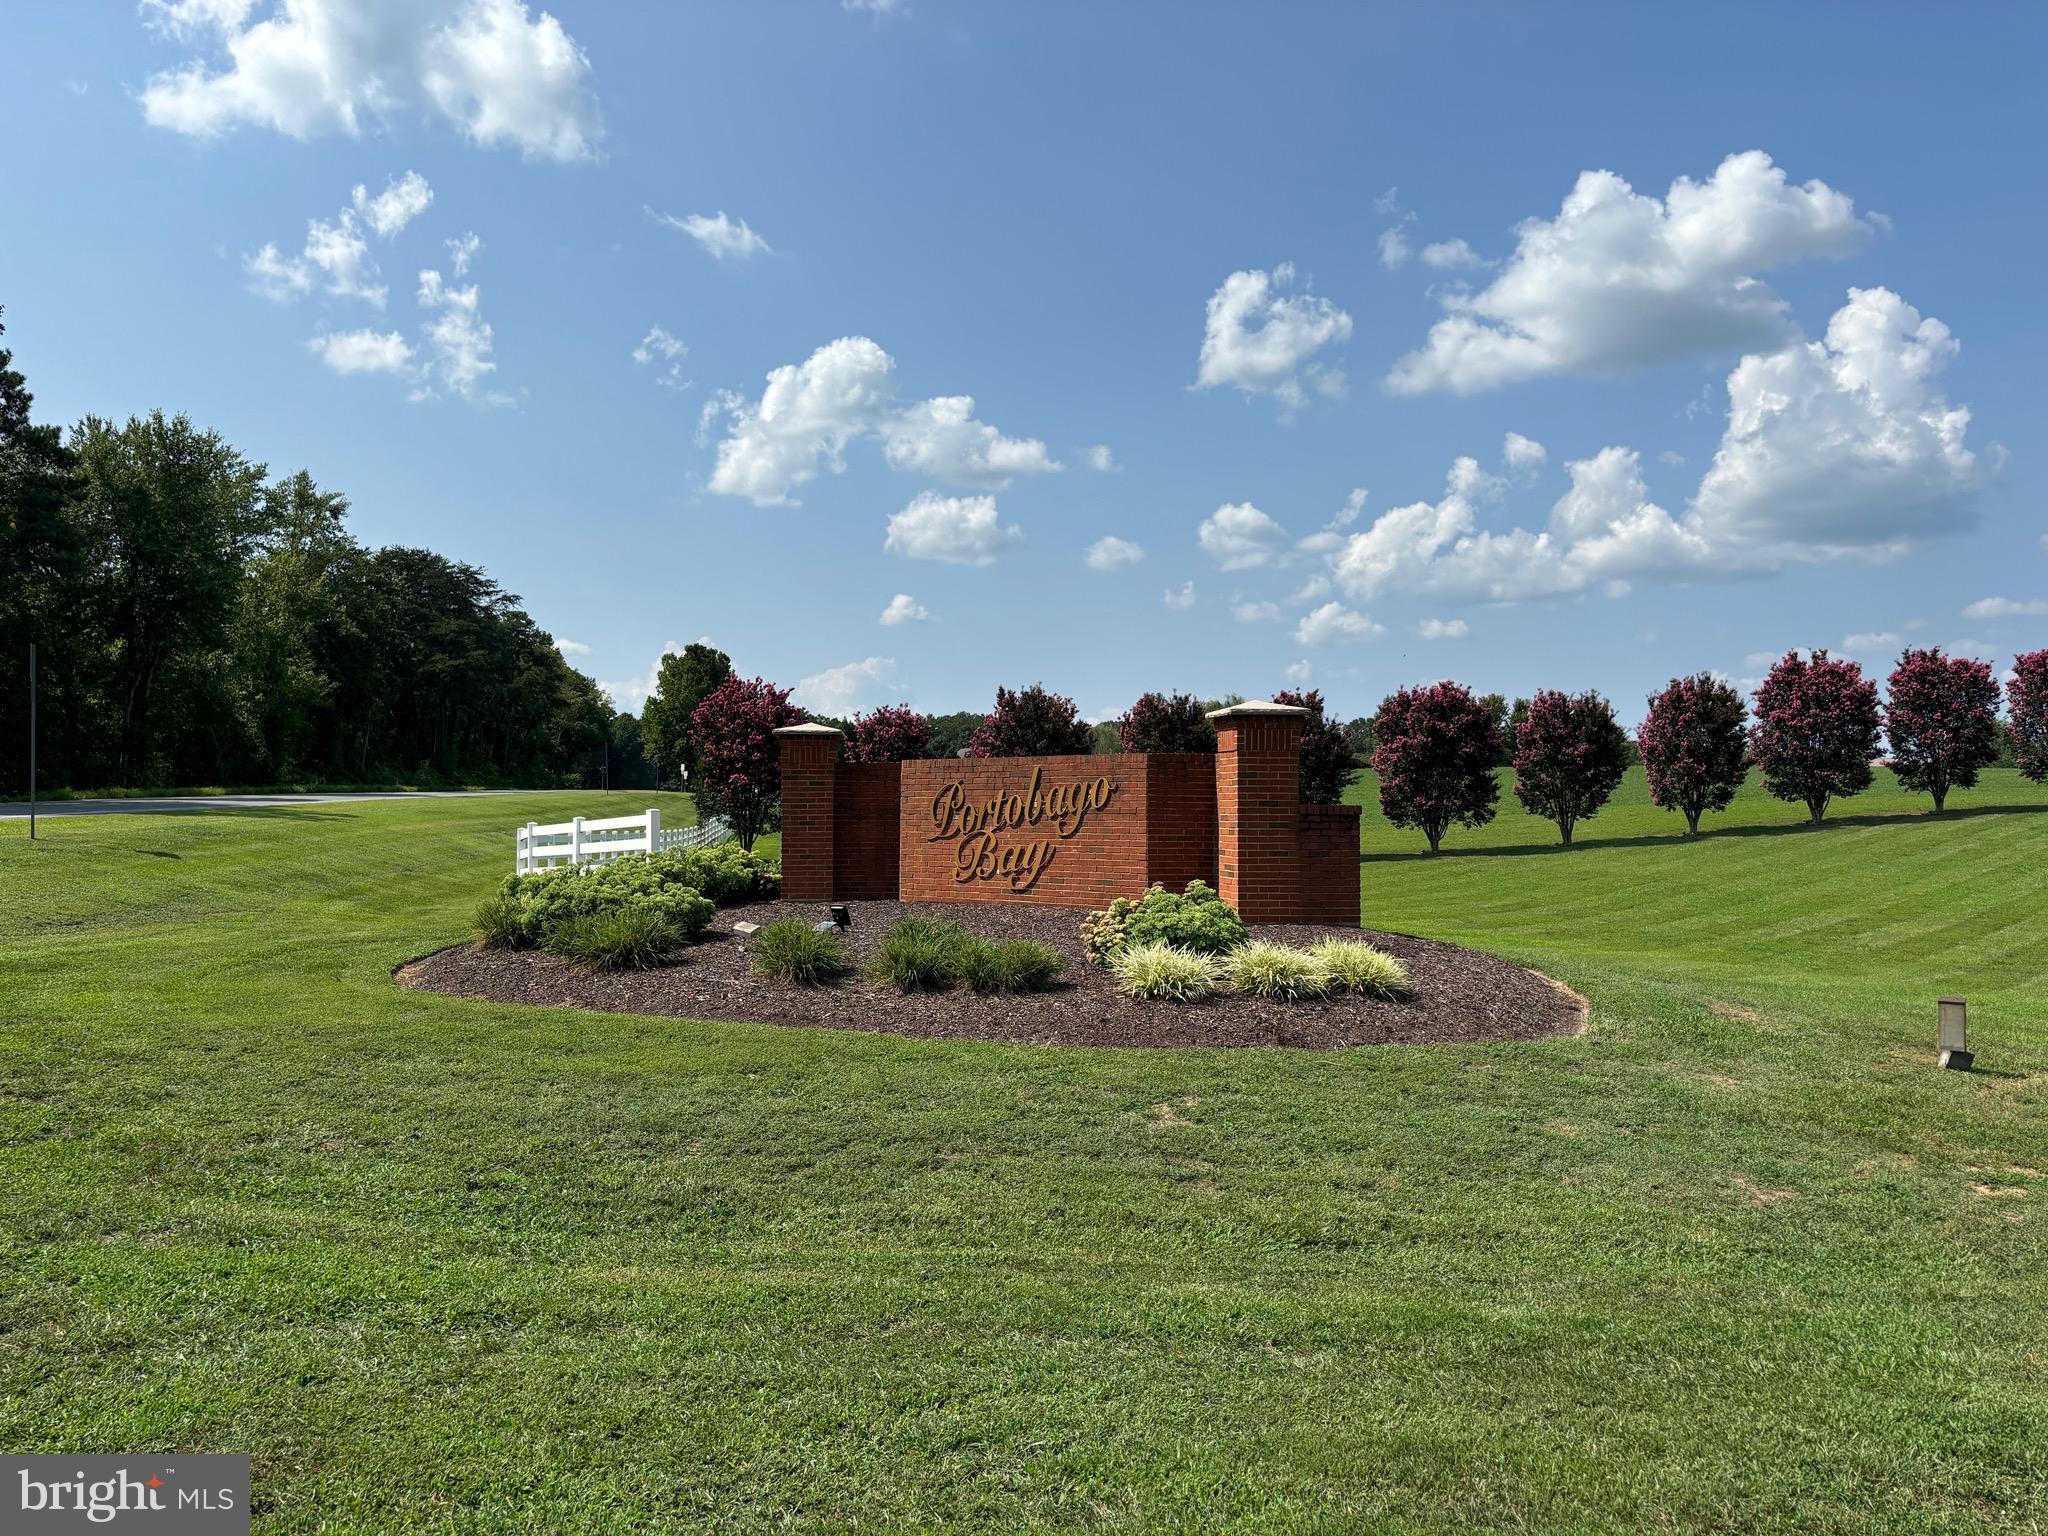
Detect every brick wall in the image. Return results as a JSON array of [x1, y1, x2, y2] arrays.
[[1214, 714, 1304, 924], [776, 731, 839, 901], [1297, 803, 1363, 926], [833, 761, 901, 899], [1143, 753, 1218, 892]]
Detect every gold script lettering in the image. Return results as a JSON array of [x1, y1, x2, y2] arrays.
[[928, 767, 1119, 893]]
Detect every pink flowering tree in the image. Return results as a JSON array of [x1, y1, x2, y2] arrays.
[[1512, 689, 1631, 847], [1637, 673, 1749, 835], [847, 703, 934, 763], [2013, 650, 2048, 784], [1748, 650, 1881, 824], [1369, 681, 1501, 854], [1117, 691, 1217, 754], [965, 683, 1094, 757], [689, 675, 803, 850], [1273, 687, 1360, 805], [1884, 648, 2001, 812]]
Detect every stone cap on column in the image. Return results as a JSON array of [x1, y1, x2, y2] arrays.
[[773, 723, 846, 738], [1205, 700, 1310, 721]]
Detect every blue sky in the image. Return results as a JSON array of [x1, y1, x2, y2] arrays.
[[4, 1, 2044, 726]]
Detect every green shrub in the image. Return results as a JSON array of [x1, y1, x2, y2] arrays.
[[1083, 880, 1246, 964], [751, 919, 847, 986], [872, 919, 968, 993], [666, 842, 779, 906], [1224, 941, 1331, 1001], [1309, 939, 1410, 998], [496, 852, 715, 947], [989, 938, 1064, 994], [872, 919, 1068, 995], [473, 894, 530, 949], [542, 907, 686, 971], [1110, 941, 1222, 1002]]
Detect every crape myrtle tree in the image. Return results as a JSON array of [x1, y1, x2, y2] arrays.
[[1748, 649, 1882, 824], [965, 683, 1094, 757], [847, 703, 934, 762], [1884, 647, 2001, 812], [689, 675, 803, 851], [1272, 687, 1358, 805], [1637, 673, 1749, 835], [1512, 689, 1632, 847], [2012, 650, 2048, 784], [1117, 690, 1217, 753], [1370, 681, 1501, 854]]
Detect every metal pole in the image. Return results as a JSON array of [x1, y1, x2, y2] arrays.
[[27, 641, 37, 841]]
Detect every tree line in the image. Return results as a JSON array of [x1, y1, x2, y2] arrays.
[[1, 311, 618, 794]]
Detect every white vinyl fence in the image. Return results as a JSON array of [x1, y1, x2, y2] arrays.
[[514, 808, 735, 875]]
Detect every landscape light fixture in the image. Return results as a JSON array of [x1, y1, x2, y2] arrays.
[[1937, 997, 1971, 1071], [732, 921, 759, 936], [830, 903, 852, 929]]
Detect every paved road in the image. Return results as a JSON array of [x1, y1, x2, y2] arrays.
[[0, 790, 550, 819]]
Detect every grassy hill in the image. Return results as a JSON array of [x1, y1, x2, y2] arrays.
[[2, 771, 2045, 1533]]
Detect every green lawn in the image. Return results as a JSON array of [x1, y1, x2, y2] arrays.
[[3, 772, 2045, 1533]]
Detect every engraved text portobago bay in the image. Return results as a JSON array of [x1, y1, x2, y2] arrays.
[[927, 766, 1120, 891]]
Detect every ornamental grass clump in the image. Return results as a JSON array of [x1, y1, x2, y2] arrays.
[[473, 894, 530, 950], [872, 918, 1066, 994], [1309, 939, 1410, 999], [1224, 941, 1331, 1001], [543, 907, 688, 972], [1110, 942, 1222, 1002], [751, 919, 847, 987]]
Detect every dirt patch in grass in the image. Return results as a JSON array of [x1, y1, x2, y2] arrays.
[[401, 899, 1587, 1050]]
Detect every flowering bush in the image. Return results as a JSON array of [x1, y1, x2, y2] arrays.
[[1749, 650, 1881, 824], [1082, 880, 1247, 964], [1638, 674, 1749, 835], [1512, 689, 1631, 847], [666, 841, 779, 906], [1370, 681, 1501, 854], [848, 703, 935, 763], [691, 675, 804, 849], [2013, 650, 2048, 784], [1117, 691, 1217, 754], [1885, 648, 2001, 811], [1273, 687, 1359, 805], [965, 683, 1094, 757]]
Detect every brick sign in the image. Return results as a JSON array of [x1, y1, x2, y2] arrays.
[[924, 765, 1121, 892], [774, 703, 1361, 923]]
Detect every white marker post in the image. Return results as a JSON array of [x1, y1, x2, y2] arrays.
[[1938, 997, 1971, 1071]]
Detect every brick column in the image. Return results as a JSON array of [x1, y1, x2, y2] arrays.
[[775, 723, 843, 901], [1208, 701, 1308, 924]]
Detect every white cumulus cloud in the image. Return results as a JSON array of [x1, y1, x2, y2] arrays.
[[1420, 238, 1489, 271], [1084, 443, 1120, 473], [308, 328, 414, 374], [1162, 581, 1197, 610], [1085, 536, 1145, 571], [1962, 596, 2048, 620], [794, 656, 896, 716], [703, 336, 1058, 506], [1386, 151, 1875, 395], [140, 0, 602, 161], [1418, 618, 1470, 640], [352, 170, 432, 236], [884, 492, 1020, 565], [1195, 263, 1352, 412], [1503, 431, 1547, 475], [879, 593, 930, 625], [1198, 501, 1289, 570], [1294, 602, 1384, 646]]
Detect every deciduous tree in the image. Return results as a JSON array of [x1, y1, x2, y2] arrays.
[[1370, 681, 1501, 854], [1117, 690, 1217, 753], [642, 642, 733, 788], [689, 675, 802, 850], [2012, 650, 2048, 784], [1884, 647, 2001, 812], [1272, 688, 1358, 805], [965, 683, 1093, 757], [1512, 689, 1631, 846], [1638, 673, 1749, 835], [848, 703, 934, 762], [1749, 650, 1881, 824]]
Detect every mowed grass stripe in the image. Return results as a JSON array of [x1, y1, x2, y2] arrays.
[[2, 774, 2046, 1532]]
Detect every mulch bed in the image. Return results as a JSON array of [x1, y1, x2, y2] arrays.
[[400, 899, 1585, 1050]]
